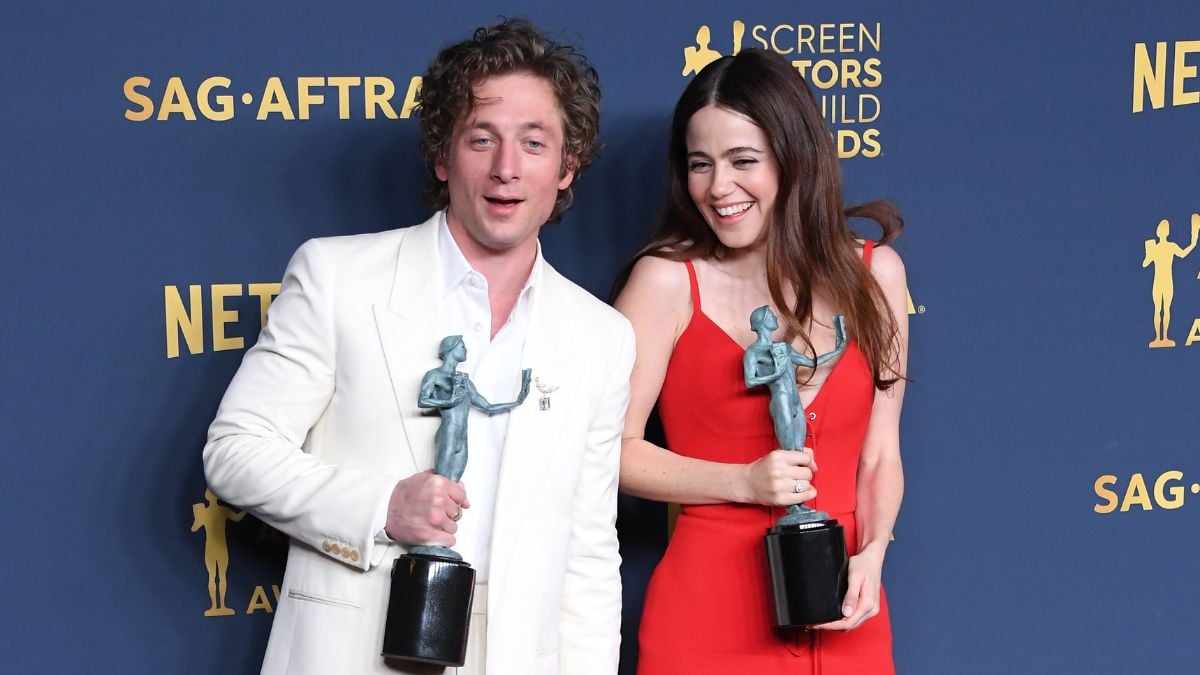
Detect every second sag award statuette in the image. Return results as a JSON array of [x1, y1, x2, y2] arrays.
[[382, 335, 531, 666], [744, 307, 849, 627]]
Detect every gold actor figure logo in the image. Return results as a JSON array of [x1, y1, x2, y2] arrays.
[[191, 489, 245, 616], [682, 21, 745, 76], [1143, 214, 1200, 348]]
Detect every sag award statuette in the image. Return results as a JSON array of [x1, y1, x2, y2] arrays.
[[744, 307, 849, 627], [382, 335, 531, 666]]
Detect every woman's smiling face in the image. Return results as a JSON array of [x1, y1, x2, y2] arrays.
[[685, 104, 780, 252]]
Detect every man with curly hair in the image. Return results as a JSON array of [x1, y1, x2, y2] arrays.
[[204, 18, 632, 675]]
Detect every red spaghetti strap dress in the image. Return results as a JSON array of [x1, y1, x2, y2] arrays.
[[637, 242, 894, 675]]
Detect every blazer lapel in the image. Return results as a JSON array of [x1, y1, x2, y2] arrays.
[[374, 215, 445, 472], [488, 264, 588, 603]]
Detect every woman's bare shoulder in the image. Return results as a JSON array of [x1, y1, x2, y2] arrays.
[[867, 243, 906, 291], [625, 252, 693, 296]]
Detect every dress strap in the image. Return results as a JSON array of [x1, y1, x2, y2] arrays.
[[683, 259, 702, 312], [862, 240, 875, 267]]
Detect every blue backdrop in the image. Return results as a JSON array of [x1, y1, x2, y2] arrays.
[[3, 1, 1199, 672]]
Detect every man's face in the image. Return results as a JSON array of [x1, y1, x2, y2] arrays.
[[436, 71, 575, 259]]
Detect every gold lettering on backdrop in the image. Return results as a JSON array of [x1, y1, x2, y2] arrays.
[[211, 284, 245, 352], [821, 93, 881, 123], [123, 76, 420, 121], [1174, 41, 1200, 106], [364, 76, 398, 120], [1094, 475, 1119, 514], [1094, 471, 1193, 513], [1185, 317, 1200, 347], [1133, 40, 1200, 112], [1142, 215, 1200, 348], [164, 282, 281, 358], [691, 22, 885, 158], [1122, 473, 1153, 512], [840, 58, 863, 87], [124, 76, 154, 121], [197, 77, 234, 121], [1133, 42, 1167, 112], [247, 283, 282, 328], [792, 58, 883, 89], [752, 22, 881, 55], [192, 489, 246, 617], [770, 24, 794, 55], [246, 585, 282, 615], [157, 77, 198, 121], [257, 77, 296, 120], [326, 76, 362, 118], [399, 76, 422, 119], [165, 285, 204, 358], [295, 76, 325, 120], [809, 60, 838, 88], [1155, 471, 1186, 509], [836, 129, 881, 158]]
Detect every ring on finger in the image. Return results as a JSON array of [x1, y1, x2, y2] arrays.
[[449, 507, 463, 522], [794, 480, 808, 493]]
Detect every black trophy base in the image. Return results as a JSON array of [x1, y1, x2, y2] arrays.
[[382, 552, 475, 667], [764, 520, 848, 627]]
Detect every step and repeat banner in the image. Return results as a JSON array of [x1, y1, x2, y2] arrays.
[[3, 1, 1198, 672]]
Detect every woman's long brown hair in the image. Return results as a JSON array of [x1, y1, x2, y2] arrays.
[[616, 49, 904, 389]]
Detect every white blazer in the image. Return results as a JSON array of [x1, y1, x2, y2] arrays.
[[204, 214, 634, 674]]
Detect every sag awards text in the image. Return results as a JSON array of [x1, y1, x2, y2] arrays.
[[1094, 471, 1196, 513], [124, 76, 422, 121]]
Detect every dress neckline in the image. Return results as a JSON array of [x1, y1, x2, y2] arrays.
[[686, 306, 852, 412]]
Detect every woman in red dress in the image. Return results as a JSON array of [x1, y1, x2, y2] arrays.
[[614, 49, 908, 674]]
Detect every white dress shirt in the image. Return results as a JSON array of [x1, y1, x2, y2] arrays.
[[373, 213, 539, 579], [435, 214, 539, 579]]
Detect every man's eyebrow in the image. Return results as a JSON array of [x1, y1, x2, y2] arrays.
[[465, 120, 552, 133]]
